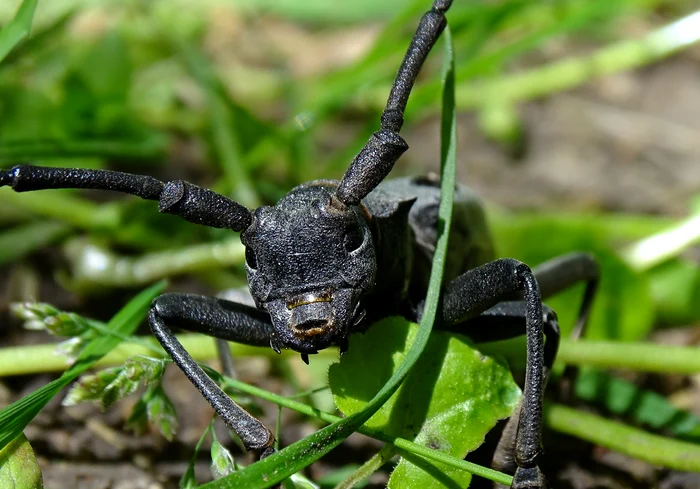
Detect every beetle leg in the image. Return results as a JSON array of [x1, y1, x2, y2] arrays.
[[441, 301, 561, 488], [148, 293, 275, 455], [531, 252, 599, 341], [418, 258, 546, 489]]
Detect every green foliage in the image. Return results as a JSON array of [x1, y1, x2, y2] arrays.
[[330, 318, 521, 488], [575, 370, 700, 441], [0, 281, 166, 452], [0, 0, 37, 63], [0, 433, 43, 489], [63, 355, 168, 408], [210, 429, 237, 480], [494, 219, 655, 340]]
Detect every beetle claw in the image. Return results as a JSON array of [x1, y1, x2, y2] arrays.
[[339, 337, 349, 356], [270, 337, 281, 354]]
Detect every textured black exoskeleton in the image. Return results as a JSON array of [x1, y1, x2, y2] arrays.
[[1, 1, 600, 487]]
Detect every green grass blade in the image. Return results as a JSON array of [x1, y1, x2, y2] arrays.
[[0, 280, 166, 451], [0, 0, 38, 63], [0, 137, 168, 162], [0, 221, 69, 265], [546, 403, 700, 472], [198, 26, 458, 489], [177, 42, 260, 208], [230, 0, 407, 24]]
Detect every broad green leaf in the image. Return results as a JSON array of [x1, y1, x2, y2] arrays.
[[0, 433, 43, 489], [329, 318, 521, 488]]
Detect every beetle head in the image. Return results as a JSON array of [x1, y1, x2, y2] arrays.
[[241, 182, 375, 355]]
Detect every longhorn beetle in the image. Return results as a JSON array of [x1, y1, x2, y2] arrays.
[[1, 1, 600, 487]]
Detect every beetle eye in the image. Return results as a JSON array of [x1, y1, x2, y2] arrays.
[[344, 227, 364, 252], [245, 247, 258, 269]]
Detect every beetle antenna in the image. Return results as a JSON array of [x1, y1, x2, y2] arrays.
[[336, 0, 453, 206], [1, 165, 253, 231]]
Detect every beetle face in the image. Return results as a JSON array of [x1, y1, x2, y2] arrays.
[[241, 183, 375, 354]]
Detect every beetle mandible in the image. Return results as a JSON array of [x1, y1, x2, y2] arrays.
[[0, 1, 600, 487]]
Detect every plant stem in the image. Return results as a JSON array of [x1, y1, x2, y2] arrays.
[[5, 336, 699, 377], [363, 9, 700, 111], [545, 403, 700, 471], [64, 237, 245, 288], [334, 444, 396, 489], [458, 9, 700, 107], [622, 213, 700, 271], [557, 339, 700, 374], [0, 335, 281, 377], [0, 191, 121, 230], [223, 377, 513, 487]]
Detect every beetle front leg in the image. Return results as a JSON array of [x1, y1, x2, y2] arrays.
[[532, 252, 599, 340], [425, 258, 548, 489], [441, 301, 561, 489], [148, 293, 276, 457]]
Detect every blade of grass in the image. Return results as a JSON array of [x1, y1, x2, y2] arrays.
[[0, 280, 166, 451], [454, 8, 700, 108], [557, 339, 700, 374], [0, 221, 69, 265], [0, 0, 38, 63], [0, 137, 168, 162], [178, 42, 259, 207], [622, 213, 700, 272], [198, 26, 458, 489], [545, 403, 700, 471], [0, 191, 121, 230]]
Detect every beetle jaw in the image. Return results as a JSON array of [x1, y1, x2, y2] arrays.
[[264, 288, 361, 354]]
